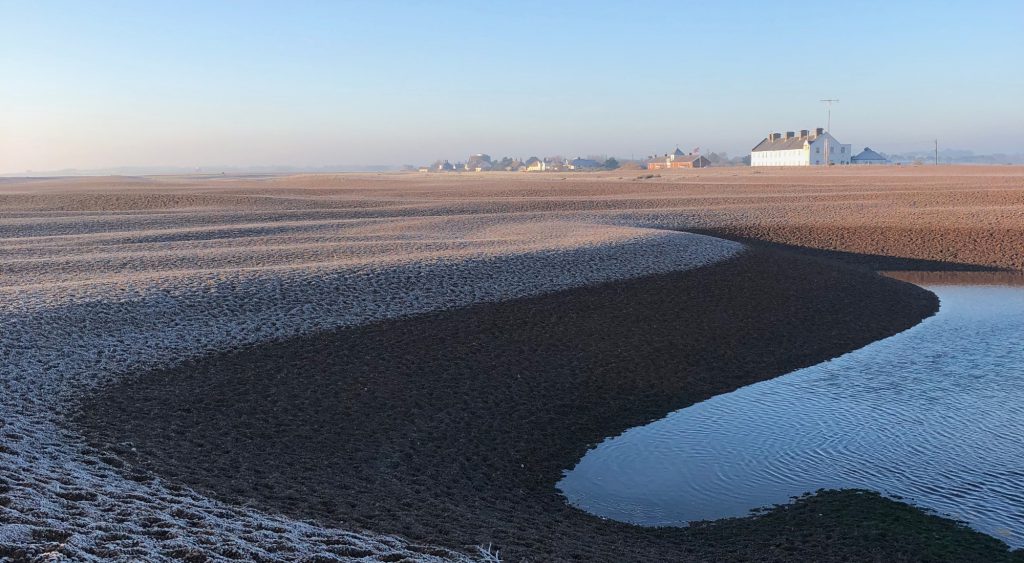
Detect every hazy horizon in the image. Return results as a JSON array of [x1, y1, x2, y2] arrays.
[[3, 0, 1022, 173]]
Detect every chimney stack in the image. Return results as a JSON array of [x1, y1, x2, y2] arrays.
[[815, 127, 825, 136], [785, 131, 795, 139], [769, 132, 781, 142], [800, 129, 809, 137]]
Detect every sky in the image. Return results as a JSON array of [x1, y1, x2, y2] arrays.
[[2, 0, 1022, 172]]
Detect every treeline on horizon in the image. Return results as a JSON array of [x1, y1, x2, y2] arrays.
[[414, 152, 750, 172], [7, 149, 1021, 178]]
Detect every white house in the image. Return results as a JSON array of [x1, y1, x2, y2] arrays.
[[524, 157, 545, 171], [750, 128, 852, 166]]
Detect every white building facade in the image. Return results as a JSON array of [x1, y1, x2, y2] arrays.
[[750, 128, 852, 166]]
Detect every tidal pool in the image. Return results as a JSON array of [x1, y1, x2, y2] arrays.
[[559, 273, 1024, 547]]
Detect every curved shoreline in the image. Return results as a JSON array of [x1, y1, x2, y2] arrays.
[[0, 229, 738, 562], [6, 169, 1022, 561], [69, 246, 1011, 562]]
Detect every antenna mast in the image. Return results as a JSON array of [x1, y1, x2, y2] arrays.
[[820, 98, 839, 165]]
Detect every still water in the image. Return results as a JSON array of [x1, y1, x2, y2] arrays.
[[559, 274, 1024, 547]]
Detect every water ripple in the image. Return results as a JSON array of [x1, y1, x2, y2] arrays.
[[559, 284, 1024, 547]]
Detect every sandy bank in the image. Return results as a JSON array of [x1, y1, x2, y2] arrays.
[[70, 248, 1010, 562], [4, 167, 1023, 560], [3, 166, 1022, 273], [0, 209, 736, 560]]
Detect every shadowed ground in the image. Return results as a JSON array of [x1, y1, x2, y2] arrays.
[[76, 248, 1020, 561], [6, 167, 1023, 560]]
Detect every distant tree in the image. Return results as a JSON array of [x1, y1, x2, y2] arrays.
[[740, 155, 752, 166], [603, 157, 620, 170], [707, 152, 729, 165]]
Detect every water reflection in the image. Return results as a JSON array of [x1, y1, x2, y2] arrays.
[[559, 275, 1024, 547]]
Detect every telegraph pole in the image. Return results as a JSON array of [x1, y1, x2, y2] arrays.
[[820, 98, 839, 165], [934, 139, 939, 165]]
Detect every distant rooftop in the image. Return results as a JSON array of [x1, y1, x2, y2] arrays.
[[671, 154, 706, 163], [751, 128, 826, 152], [852, 147, 888, 162]]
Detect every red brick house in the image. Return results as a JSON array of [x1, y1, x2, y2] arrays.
[[647, 148, 711, 169]]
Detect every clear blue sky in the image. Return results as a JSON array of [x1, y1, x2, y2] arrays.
[[2, 0, 1022, 171]]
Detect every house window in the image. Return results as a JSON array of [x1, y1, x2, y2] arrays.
[[816, 147, 820, 154]]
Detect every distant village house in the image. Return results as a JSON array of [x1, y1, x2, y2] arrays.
[[421, 153, 615, 173], [465, 153, 493, 171], [647, 148, 711, 170], [524, 157, 568, 172], [569, 157, 602, 171], [851, 147, 889, 165]]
